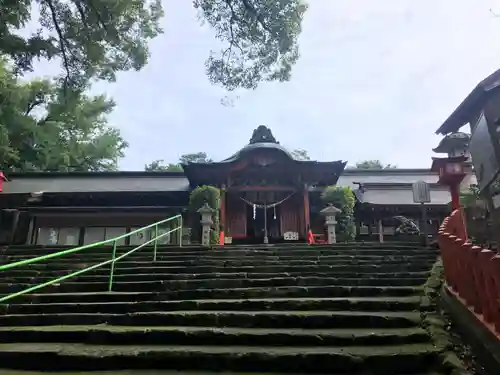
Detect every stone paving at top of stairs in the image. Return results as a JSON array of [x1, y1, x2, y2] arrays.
[[0, 242, 459, 374]]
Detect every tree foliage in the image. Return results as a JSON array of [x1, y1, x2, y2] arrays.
[[144, 160, 183, 172], [146, 149, 315, 171], [460, 184, 481, 208], [291, 148, 310, 161], [188, 185, 220, 245], [145, 152, 213, 172], [180, 152, 213, 164], [0, 0, 163, 87], [194, 0, 308, 90], [2, 0, 307, 91], [321, 186, 356, 242], [0, 60, 127, 172], [355, 160, 397, 169]]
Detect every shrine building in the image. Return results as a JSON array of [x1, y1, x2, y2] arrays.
[[0, 126, 475, 246]]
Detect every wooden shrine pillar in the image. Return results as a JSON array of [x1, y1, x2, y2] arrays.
[[219, 187, 226, 245], [303, 185, 311, 237]]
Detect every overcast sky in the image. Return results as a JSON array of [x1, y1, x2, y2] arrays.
[[39, 0, 500, 169]]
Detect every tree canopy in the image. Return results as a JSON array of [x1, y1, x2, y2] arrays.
[[144, 160, 183, 172], [1, 0, 307, 91], [290, 149, 310, 161], [196, 0, 308, 91], [0, 60, 127, 172], [145, 149, 313, 172], [179, 152, 213, 164], [145, 152, 213, 172], [1, 0, 163, 87], [355, 160, 397, 169], [1, 1, 309, 173]]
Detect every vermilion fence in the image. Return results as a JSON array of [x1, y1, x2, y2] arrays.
[[438, 209, 500, 335]]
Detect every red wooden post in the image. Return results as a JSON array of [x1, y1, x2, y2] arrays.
[[467, 243, 484, 313], [219, 188, 226, 245], [0, 172, 6, 192], [450, 184, 461, 211], [453, 237, 467, 298], [479, 249, 496, 323], [489, 256, 500, 332], [438, 230, 453, 287], [303, 186, 310, 238]]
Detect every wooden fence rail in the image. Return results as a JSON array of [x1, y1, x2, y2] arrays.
[[438, 209, 500, 335]]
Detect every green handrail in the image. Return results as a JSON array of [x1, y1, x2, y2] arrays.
[[0, 214, 183, 303]]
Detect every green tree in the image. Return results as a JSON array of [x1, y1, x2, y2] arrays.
[[144, 160, 183, 172], [460, 184, 481, 208], [145, 152, 213, 172], [195, 0, 308, 90], [1, 0, 163, 87], [291, 149, 310, 161], [355, 160, 397, 169], [179, 152, 213, 164], [2, 0, 307, 91], [321, 186, 356, 242], [0, 60, 127, 172]]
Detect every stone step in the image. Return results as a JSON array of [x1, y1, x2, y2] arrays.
[[2, 285, 422, 304], [2, 258, 438, 269], [0, 310, 422, 328], [3, 253, 439, 265], [0, 270, 431, 280], [3, 242, 429, 253], [1, 284, 424, 301], [0, 372, 448, 375], [1, 296, 425, 315], [2, 247, 437, 260], [2, 263, 435, 275], [0, 276, 428, 295], [3, 273, 429, 286], [0, 342, 442, 373], [0, 325, 430, 347]]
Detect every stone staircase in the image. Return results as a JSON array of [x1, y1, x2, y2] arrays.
[[0, 243, 454, 374]]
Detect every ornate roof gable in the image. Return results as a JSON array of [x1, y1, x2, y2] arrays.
[[249, 125, 278, 144]]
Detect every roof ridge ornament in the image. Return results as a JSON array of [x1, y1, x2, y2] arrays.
[[249, 125, 278, 144]]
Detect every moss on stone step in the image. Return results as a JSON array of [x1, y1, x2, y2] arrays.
[[0, 342, 442, 373], [1, 285, 423, 304], [0, 277, 429, 296], [0, 243, 452, 374], [0, 310, 423, 328], [0, 325, 430, 347], [1, 296, 425, 315]]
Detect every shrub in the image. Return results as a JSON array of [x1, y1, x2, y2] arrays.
[[321, 186, 356, 242]]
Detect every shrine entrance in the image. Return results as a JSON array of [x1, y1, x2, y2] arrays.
[[240, 191, 293, 244], [181, 125, 347, 245], [244, 202, 281, 244]]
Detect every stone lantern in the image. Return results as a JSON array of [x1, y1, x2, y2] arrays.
[[197, 203, 215, 247], [320, 204, 342, 244]]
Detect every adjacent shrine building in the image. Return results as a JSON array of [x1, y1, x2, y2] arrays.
[[0, 126, 474, 246]]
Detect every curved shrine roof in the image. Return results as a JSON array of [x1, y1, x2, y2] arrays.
[[221, 142, 295, 163], [181, 125, 347, 187]]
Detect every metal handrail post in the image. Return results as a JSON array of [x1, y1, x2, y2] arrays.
[[179, 215, 183, 247], [108, 239, 118, 292], [153, 224, 158, 262]]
